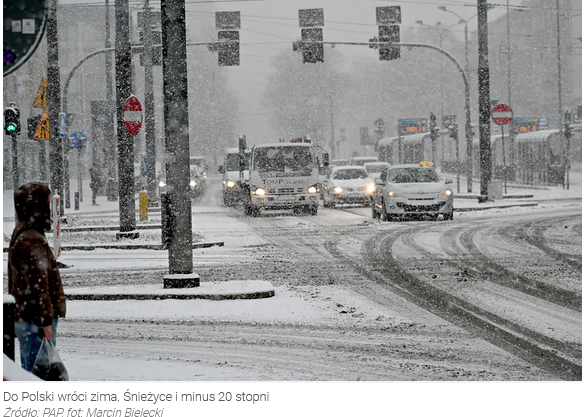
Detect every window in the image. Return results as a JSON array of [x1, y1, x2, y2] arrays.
[[388, 167, 439, 183], [253, 146, 315, 173], [225, 153, 241, 171], [333, 168, 369, 180]]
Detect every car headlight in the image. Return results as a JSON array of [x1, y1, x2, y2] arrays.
[[226, 180, 236, 188], [438, 189, 453, 198], [158, 181, 166, 187], [334, 186, 343, 194], [366, 183, 376, 194], [254, 188, 266, 197], [307, 186, 318, 194], [189, 180, 197, 187]]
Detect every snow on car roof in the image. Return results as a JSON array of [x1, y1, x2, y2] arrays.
[[330, 165, 367, 171], [254, 142, 313, 148]]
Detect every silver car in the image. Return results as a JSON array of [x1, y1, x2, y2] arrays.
[[371, 162, 454, 221]]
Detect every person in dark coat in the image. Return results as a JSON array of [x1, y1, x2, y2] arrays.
[[89, 167, 100, 206], [8, 182, 67, 372]]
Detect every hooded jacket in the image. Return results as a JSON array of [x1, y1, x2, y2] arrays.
[[8, 182, 66, 327]]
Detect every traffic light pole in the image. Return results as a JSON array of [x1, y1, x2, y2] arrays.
[[296, 39, 473, 192]]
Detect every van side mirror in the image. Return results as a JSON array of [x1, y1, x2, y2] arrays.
[[218, 165, 225, 174], [375, 178, 384, 185], [445, 178, 453, 184]]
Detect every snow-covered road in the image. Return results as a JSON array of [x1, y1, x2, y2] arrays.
[[3, 176, 582, 381]]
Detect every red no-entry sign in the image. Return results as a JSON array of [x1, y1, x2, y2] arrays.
[[123, 95, 143, 136], [492, 103, 513, 126]]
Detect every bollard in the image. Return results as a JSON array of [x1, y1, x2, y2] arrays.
[[139, 190, 148, 221], [74, 192, 79, 210], [161, 192, 173, 249], [4, 295, 15, 360]]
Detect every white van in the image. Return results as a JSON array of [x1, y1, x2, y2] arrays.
[[218, 147, 248, 206]]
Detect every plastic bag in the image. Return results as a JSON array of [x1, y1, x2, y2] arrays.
[[32, 339, 69, 381]]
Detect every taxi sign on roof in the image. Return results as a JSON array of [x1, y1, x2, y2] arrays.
[[419, 161, 433, 167]]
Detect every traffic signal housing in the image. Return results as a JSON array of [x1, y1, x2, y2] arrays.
[[4, 107, 20, 135], [301, 28, 324, 63], [378, 25, 400, 61], [218, 30, 240, 66]]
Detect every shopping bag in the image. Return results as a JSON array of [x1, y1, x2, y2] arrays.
[[32, 339, 69, 381]]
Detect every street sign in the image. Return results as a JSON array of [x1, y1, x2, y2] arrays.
[[59, 112, 67, 136], [33, 78, 47, 108], [4, 0, 48, 76], [491, 104, 513, 126], [376, 6, 401, 25], [69, 131, 87, 150], [123, 95, 143, 136], [398, 118, 427, 135], [298, 8, 324, 27], [34, 109, 49, 140], [140, 154, 147, 176], [215, 11, 240, 30]]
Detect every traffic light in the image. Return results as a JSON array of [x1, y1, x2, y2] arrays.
[[218, 30, 240, 66], [448, 123, 458, 140], [301, 28, 324, 63], [430, 113, 438, 142], [27, 114, 42, 140], [564, 111, 572, 139], [378, 25, 400, 60], [4, 107, 20, 135]]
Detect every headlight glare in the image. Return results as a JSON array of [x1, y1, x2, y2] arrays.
[[158, 181, 166, 187], [189, 180, 196, 187], [254, 188, 266, 196], [366, 183, 376, 193], [308, 186, 317, 194], [388, 190, 395, 197], [439, 189, 452, 198], [226, 180, 235, 188], [334, 186, 343, 194]]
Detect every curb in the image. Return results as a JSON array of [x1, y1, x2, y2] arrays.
[[3, 241, 225, 252], [65, 289, 275, 301], [455, 202, 538, 212], [61, 224, 162, 233]]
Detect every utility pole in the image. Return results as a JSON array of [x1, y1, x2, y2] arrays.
[[477, 0, 492, 201], [556, 0, 565, 189], [105, 0, 115, 180], [161, 0, 193, 274], [46, 0, 64, 215], [329, 89, 335, 160], [143, 0, 158, 206], [115, 0, 137, 237]]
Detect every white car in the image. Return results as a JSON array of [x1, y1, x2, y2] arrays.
[[371, 162, 454, 221], [364, 161, 391, 180], [323, 166, 376, 208]]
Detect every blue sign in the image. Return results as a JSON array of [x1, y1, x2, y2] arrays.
[[140, 154, 147, 176], [69, 131, 87, 150]]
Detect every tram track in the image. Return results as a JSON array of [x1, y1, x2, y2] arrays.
[[323, 222, 582, 381]]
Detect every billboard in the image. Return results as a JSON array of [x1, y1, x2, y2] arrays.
[[513, 117, 540, 133], [398, 118, 428, 135]]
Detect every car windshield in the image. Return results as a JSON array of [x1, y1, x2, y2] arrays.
[[253, 146, 314, 174], [365, 164, 388, 173], [388, 167, 439, 183], [225, 153, 240, 171], [333, 169, 368, 180]]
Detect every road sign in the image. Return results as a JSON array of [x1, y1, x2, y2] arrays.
[[123, 95, 143, 136], [34, 109, 49, 140], [398, 118, 427, 135], [69, 131, 87, 149], [140, 154, 147, 176], [33, 78, 47, 108], [491, 104, 513, 126], [59, 112, 67, 136], [4, 0, 48, 76]]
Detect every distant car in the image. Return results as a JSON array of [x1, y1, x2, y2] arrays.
[[329, 159, 352, 167], [364, 161, 392, 180], [322, 165, 376, 208], [351, 156, 379, 166], [219, 147, 249, 206], [371, 161, 454, 221], [157, 167, 206, 199]]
